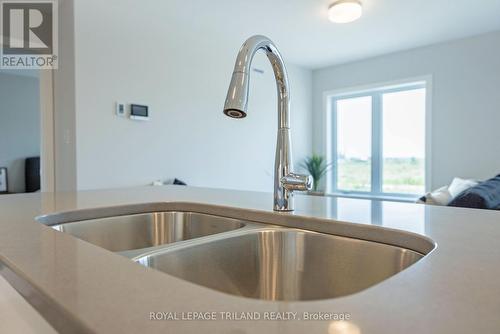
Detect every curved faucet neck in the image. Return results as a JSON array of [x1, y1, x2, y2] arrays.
[[233, 35, 290, 129], [223, 35, 312, 211]]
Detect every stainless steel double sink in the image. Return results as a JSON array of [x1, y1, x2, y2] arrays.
[[41, 209, 432, 301]]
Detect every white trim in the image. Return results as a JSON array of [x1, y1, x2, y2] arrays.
[[327, 192, 418, 203], [40, 71, 55, 192], [323, 91, 334, 194], [322, 75, 432, 99], [372, 93, 382, 193], [424, 77, 433, 192], [322, 75, 433, 197]]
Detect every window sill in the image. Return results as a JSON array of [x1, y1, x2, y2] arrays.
[[323, 192, 419, 203]]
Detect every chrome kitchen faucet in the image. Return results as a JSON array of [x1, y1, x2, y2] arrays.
[[223, 35, 312, 211]]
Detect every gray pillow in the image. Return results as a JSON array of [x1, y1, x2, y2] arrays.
[[448, 175, 500, 210]]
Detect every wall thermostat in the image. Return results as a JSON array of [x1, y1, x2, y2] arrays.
[[130, 104, 149, 120]]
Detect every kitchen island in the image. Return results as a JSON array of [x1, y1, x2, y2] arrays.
[[0, 186, 499, 333]]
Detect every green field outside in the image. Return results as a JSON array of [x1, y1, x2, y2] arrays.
[[337, 158, 425, 194]]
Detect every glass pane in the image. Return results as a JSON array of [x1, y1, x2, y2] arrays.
[[336, 96, 372, 192], [382, 88, 426, 194]]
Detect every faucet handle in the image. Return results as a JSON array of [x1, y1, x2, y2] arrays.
[[281, 173, 313, 192]]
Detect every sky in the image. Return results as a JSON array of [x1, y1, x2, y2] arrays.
[[337, 88, 426, 160]]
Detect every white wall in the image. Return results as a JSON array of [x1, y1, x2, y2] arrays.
[[53, 0, 77, 192], [73, 0, 312, 192], [0, 73, 40, 193], [312, 31, 500, 190]]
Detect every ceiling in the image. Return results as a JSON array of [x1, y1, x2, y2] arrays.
[[162, 0, 500, 69]]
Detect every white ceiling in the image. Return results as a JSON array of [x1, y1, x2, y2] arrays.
[[163, 0, 500, 69]]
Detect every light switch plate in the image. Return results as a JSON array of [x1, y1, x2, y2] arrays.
[[115, 102, 126, 117]]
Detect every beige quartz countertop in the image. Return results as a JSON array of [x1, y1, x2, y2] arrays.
[[1, 186, 500, 334]]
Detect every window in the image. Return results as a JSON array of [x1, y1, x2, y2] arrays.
[[330, 82, 427, 198]]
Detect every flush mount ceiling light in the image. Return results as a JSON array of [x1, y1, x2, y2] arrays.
[[328, 0, 363, 23]]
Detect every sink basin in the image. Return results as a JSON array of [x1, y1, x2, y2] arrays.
[[41, 204, 433, 301], [50, 212, 246, 252], [135, 228, 424, 301]]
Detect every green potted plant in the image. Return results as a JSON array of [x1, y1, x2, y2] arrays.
[[301, 154, 331, 195]]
